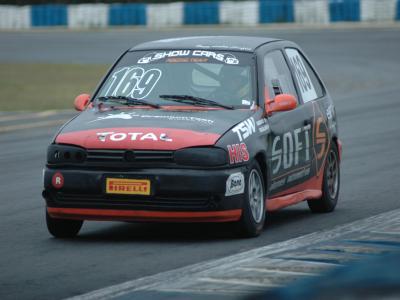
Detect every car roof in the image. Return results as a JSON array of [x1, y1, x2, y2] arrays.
[[130, 36, 282, 52]]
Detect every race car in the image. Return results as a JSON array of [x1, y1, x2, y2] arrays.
[[43, 36, 341, 238]]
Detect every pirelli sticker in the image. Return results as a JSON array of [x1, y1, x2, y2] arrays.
[[106, 178, 151, 195]]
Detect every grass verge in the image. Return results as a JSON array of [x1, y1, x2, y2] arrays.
[[0, 63, 108, 111]]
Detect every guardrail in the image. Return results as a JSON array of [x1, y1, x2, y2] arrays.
[[0, 0, 399, 29]]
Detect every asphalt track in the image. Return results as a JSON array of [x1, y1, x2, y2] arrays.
[[0, 26, 400, 299]]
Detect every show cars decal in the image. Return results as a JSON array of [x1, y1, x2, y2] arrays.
[[138, 50, 239, 65]]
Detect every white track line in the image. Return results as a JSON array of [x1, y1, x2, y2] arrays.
[[66, 208, 400, 300], [0, 119, 69, 133]]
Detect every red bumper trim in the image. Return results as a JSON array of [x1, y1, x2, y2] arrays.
[[47, 207, 242, 223]]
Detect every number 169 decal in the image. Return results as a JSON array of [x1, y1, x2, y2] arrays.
[[104, 67, 162, 99]]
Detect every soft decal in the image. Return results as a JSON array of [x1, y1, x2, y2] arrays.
[[104, 67, 162, 99], [52, 172, 64, 189], [271, 124, 311, 175], [285, 49, 317, 103], [225, 172, 245, 196], [232, 117, 256, 142], [227, 143, 249, 164], [96, 132, 172, 142]]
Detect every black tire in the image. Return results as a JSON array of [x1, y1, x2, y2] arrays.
[[308, 142, 340, 213], [46, 209, 83, 238], [236, 161, 266, 238]]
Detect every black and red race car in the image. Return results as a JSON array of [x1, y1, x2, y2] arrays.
[[43, 36, 341, 238]]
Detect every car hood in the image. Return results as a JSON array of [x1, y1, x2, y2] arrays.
[[55, 107, 255, 150]]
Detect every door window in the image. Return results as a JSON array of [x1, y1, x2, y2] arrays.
[[285, 48, 323, 102], [263, 50, 298, 102]]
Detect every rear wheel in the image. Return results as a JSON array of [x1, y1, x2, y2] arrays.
[[46, 209, 83, 238], [308, 142, 340, 213], [236, 161, 266, 238]]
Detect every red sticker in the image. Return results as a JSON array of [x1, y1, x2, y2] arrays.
[[52, 172, 64, 189], [227, 143, 249, 164]]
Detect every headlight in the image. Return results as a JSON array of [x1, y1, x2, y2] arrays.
[[174, 147, 228, 167], [47, 144, 87, 164]]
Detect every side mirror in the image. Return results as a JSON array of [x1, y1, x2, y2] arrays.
[[265, 94, 297, 115], [74, 94, 90, 111]]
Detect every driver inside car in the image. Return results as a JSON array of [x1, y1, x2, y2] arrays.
[[212, 66, 251, 106]]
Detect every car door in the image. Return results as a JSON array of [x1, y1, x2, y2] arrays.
[[262, 49, 315, 197], [283, 47, 331, 184]]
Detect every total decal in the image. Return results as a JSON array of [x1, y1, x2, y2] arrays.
[[138, 50, 239, 65], [225, 172, 245, 196], [96, 132, 172, 142]]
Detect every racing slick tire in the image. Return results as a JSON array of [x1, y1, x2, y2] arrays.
[[308, 142, 340, 213], [46, 209, 83, 238], [235, 161, 266, 238]]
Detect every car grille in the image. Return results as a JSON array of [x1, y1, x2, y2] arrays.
[[86, 149, 174, 163], [80, 149, 175, 169]]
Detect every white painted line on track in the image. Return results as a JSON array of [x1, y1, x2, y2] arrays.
[[0, 110, 62, 122], [66, 208, 400, 300], [0, 119, 69, 133]]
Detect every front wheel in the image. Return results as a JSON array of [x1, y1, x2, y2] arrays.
[[308, 142, 340, 213], [46, 209, 83, 238], [236, 161, 266, 238]]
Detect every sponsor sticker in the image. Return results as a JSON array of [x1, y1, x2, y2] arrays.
[[138, 50, 240, 65], [106, 178, 150, 195], [96, 132, 172, 142], [231, 117, 256, 142], [225, 172, 245, 196], [227, 143, 249, 164], [52, 172, 64, 189], [285, 49, 317, 103]]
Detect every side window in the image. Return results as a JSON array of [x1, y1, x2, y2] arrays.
[[263, 50, 298, 102], [285, 48, 323, 103]]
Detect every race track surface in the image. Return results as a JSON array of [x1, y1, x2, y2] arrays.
[[0, 26, 400, 299]]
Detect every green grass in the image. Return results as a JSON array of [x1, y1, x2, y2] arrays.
[[0, 63, 109, 111]]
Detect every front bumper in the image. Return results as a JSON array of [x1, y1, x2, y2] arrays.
[[43, 167, 247, 222]]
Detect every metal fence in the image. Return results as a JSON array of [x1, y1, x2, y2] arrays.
[[0, 0, 399, 29]]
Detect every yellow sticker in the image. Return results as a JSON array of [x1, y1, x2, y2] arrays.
[[106, 178, 150, 196]]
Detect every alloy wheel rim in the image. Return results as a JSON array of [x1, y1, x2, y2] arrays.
[[327, 150, 339, 199], [248, 169, 264, 223]]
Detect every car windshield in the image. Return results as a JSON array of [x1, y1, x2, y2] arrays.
[[96, 50, 256, 109]]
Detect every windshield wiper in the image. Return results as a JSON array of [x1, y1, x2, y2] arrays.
[[96, 96, 160, 109], [159, 94, 234, 110]]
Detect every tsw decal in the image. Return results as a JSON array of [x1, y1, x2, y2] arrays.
[[232, 117, 256, 142]]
